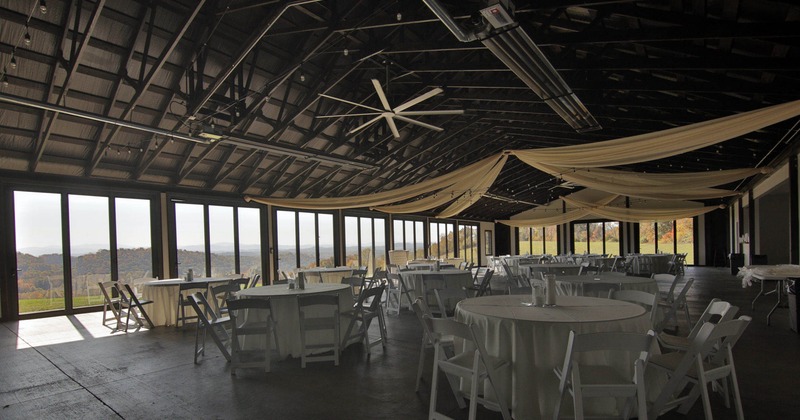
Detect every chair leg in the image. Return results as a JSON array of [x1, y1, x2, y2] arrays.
[[729, 362, 745, 420], [467, 369, 478, 420], [415, 336, 426, 392]]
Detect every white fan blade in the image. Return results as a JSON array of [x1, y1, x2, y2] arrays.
[[372, 79, 392, 111], [394, 115, 444, 132], [348, 115, 383, 134], [395, 110, 465, 116], [393, 87, 443, 112], [315, 112, 382, 119], [384, 115, 400, 138], [319, 93, 384, 113]]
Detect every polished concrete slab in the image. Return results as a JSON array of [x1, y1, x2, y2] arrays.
[[1, 266, 798, 419]]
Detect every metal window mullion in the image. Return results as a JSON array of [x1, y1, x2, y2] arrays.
[[62, 194, 73, 313], [203, 205, 211, 277], [233, 206, 241, 275], [109, 197, 118, 282]]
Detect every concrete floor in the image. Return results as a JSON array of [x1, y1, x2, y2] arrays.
[[1, 266, 798, 419]]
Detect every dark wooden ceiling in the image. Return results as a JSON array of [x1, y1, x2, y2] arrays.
[[0, 0, 798, 220]]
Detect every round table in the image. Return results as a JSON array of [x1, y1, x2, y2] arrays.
[[455, 295, 651, 419], [238, 283, 353, 358], [553, 274, 658, 297], [141, 277, 241, 326]]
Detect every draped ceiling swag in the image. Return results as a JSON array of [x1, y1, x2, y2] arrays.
[[245, 99, 800, 221]]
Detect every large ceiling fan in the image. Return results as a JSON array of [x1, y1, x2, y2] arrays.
[[316, 79, 464, 138]]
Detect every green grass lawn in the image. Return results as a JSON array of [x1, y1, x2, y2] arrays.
[[19, 295, 104, 314]]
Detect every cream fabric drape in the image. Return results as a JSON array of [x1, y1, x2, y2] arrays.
[[244, 100, 799, 216], [531, 163, 766, 200], [561, 196, 725, 223], [245, 153, 503, 210], [510, 99, 800, 168], [372, 154, 508, 217], [497, 195, 619, 228]]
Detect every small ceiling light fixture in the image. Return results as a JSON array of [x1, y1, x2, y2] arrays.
[[9, 56, 17, 69], [300, 71, 305, 82], [23, 26, 31, 45], [343, 48, 349, 56], [39, 0, 47, 14], [1, 73, 9, 87], [396, 12, 402, 21]]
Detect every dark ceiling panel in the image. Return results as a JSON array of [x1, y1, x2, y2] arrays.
[[0, 0, 798, 220]]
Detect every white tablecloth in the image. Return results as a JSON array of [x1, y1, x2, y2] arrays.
[[237, 283, 353, 358], [141, 277, 241, 326], [455, 295, 652, 419], [401, 269, 473, 309], [738, 264, 800, 287], [554, 274, 658, 297]]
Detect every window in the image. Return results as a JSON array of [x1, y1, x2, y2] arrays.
[[604, 222, 620, 256], [638, 218, 694, 263], [639, 222, 656, 254], [116, 198, 154, 286], [237, 207, 262, 278], [275, 210, 334, 272], [459, 223, 479, 264], [573, 221, 620, 255], [14, 191, 66, 314], [573, 223, 588, 254], [393, 218, 426, 259], [209, 205, 235, 277], [68, 195, 110, 309], [345, 215, 387, 273], [175, 203, 207, 277], [429, 221, 456, 259], [676, 218, 695, 264], [544, 226, 557, 254], [518, 227, 532, 254], [174, 201, 264, 279], [13, 190, 156, 316]]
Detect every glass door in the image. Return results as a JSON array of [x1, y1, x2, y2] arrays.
[[13, 191, 66, 314]]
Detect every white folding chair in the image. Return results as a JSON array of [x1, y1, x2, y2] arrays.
[[298, 294, 340, 368], [424, 315, 512, 420], [227, 297, 279, 375], [553, 329, 656, 420], [386, 271, 415, 315], [117, 283, 155, 331], [659, 298, 738, 352], [649, 316, 752, 420], [98, 281, 122, 330], [341, 283, 387, 356], [658, 277, 694, 330], [188, 292, 231, 364], [411, 297, 463, 408]]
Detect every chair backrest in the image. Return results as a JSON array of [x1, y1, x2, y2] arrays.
[[652, 273, 679, 296], [226, 297, 275, 357], [248, 274, 261, 288], [474, 269, 494, 297], [179, 282, 210, 293], [608, 289, 659, 327], [209, 282, 240, 315], [341, 276, 365, 300], [99, 281, 118, 304], [686, 298, 739, 341], [188, 292, 222, 326], [411, 298, 436, 344], [357, 282, 386, 312]]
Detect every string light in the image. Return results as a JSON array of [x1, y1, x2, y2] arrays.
[[24, 27, 32, 45], [396, 12, 402, 21], [39, 0, 47, 14], [343, 48, 349, 56], [9, 56, 17, 69], [2, 73, 9, 87]]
